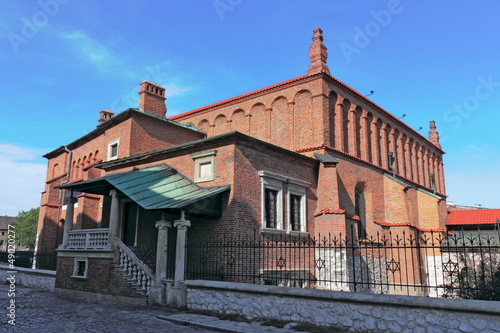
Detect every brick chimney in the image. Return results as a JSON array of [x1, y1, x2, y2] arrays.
[[98, 109, 114, 124], [308, 28, 330, 75], [428, 120, 441, 149], [138, 81, 167, 117]]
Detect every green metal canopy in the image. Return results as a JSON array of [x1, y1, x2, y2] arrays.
[[58, 164, 230, 216]]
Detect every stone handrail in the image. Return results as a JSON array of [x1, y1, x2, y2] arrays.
[[67, 228, 109, 249], [115, 238, 154, 295]]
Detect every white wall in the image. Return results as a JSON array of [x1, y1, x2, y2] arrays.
[[186, 280, 500, 332]]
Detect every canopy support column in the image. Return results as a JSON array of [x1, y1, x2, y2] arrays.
[[149, 213, 172, 305], [108, 190, 120, 248], [60, 192, 77, 249], [167, 210, 191, 308]]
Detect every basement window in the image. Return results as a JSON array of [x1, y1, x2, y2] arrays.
[[72, 258, 88, 279], [262, 270, 310, 288]]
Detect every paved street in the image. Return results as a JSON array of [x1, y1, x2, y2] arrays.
[[0, 286, 216, 333]]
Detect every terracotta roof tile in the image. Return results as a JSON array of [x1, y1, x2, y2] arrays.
[[373, 220, 447, 233], [347, 214, 360, 221], [314, 208, 346, 217], [447, 209, 500, 226], [65, 178, 84, 185], [77, 193, 101, 199]]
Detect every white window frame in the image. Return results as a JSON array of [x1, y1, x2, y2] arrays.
[[258, 171, 309, 234], [72, 257, 88, 279], [107, 138, 120, 161], [288, 183, 307, 233], [261, 176, 284, 231], [191, 150, 217, 183]]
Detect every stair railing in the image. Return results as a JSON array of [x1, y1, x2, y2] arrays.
[[115, 238, 154, 295]]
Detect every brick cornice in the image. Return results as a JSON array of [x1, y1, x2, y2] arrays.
[[169, 73, 323, 120], [293, 144, 447, 198]]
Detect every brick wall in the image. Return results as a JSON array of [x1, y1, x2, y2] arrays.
[[55, 256, 142, 298], [172, 74, 445, 196]]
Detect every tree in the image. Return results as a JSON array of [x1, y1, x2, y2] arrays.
[[13, 207, 39, 250]]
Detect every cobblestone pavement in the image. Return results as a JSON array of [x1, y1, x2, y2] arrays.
[[0, 286, 216, 333]]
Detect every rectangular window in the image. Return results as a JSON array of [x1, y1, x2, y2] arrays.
[[72, 258, 88, 278], [107, 138, 120, 161], [191, 150, 217, 183], [288, 183, 307, 233], [110, 143, 118, 158], [289, 194, 302, 231], [259, 170, 309, 233], [265, 189, 279, 228], [198, 161, 212, 180], [262, 270, 309, 288]]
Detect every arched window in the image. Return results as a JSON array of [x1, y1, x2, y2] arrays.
[[355, 183, 366, 239]]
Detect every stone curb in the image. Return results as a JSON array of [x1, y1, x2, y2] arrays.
[[156, 314, 249, 333], [156, 313, 305, 333]]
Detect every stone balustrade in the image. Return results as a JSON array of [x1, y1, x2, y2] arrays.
[[116, 239, 154, 295], [67, 229, 109, 249]]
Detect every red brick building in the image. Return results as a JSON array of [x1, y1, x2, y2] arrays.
[[35, 29, 447, 304]]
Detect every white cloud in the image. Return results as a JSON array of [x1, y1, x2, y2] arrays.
[[0, 143, 47, 216], [163, 82, 190, 98], [60, 31, 122, 70]]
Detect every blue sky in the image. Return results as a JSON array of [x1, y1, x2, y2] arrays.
[[1, 0, 499, 216]]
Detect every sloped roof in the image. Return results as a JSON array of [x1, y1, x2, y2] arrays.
[[447, 209, 500, 226], [169, 72, 443, 153], [44, 108, 204, 159], [0, 216, 16, 229], [58, 164, 230, 216]]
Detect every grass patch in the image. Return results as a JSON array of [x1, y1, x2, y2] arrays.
[[187, 309, 251, 323], [292, 322, 351, 333], [260, 319, 289, 328], [185, 309, 366, 332]]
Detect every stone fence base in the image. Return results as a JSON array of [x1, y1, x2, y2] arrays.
[[0, 265, 55, 291], [185, 280, 500, 332]]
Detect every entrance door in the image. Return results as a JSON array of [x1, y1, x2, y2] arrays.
[[123, 202, 138, 246]]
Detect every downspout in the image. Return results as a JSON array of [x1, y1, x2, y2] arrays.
[[56, 146, 73, 247], [59, 146, 73, 200]]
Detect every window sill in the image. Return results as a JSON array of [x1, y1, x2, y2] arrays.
[[260, 228, 309, 237], [288, 231, 309, 237], [71, 275, 87, 280], [195, 178, 215, 183], [260, 228, 287, 235]]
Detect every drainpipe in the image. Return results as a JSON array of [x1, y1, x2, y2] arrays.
[[56, 146, 73, 247]]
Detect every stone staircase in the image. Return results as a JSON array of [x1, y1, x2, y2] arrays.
[[113, 239, 155, 297]]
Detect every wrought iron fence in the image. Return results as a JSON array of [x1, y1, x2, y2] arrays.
[[185, 228, 500, 300], [34, 250, 57, 270], [0, 250, 57, 270]]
